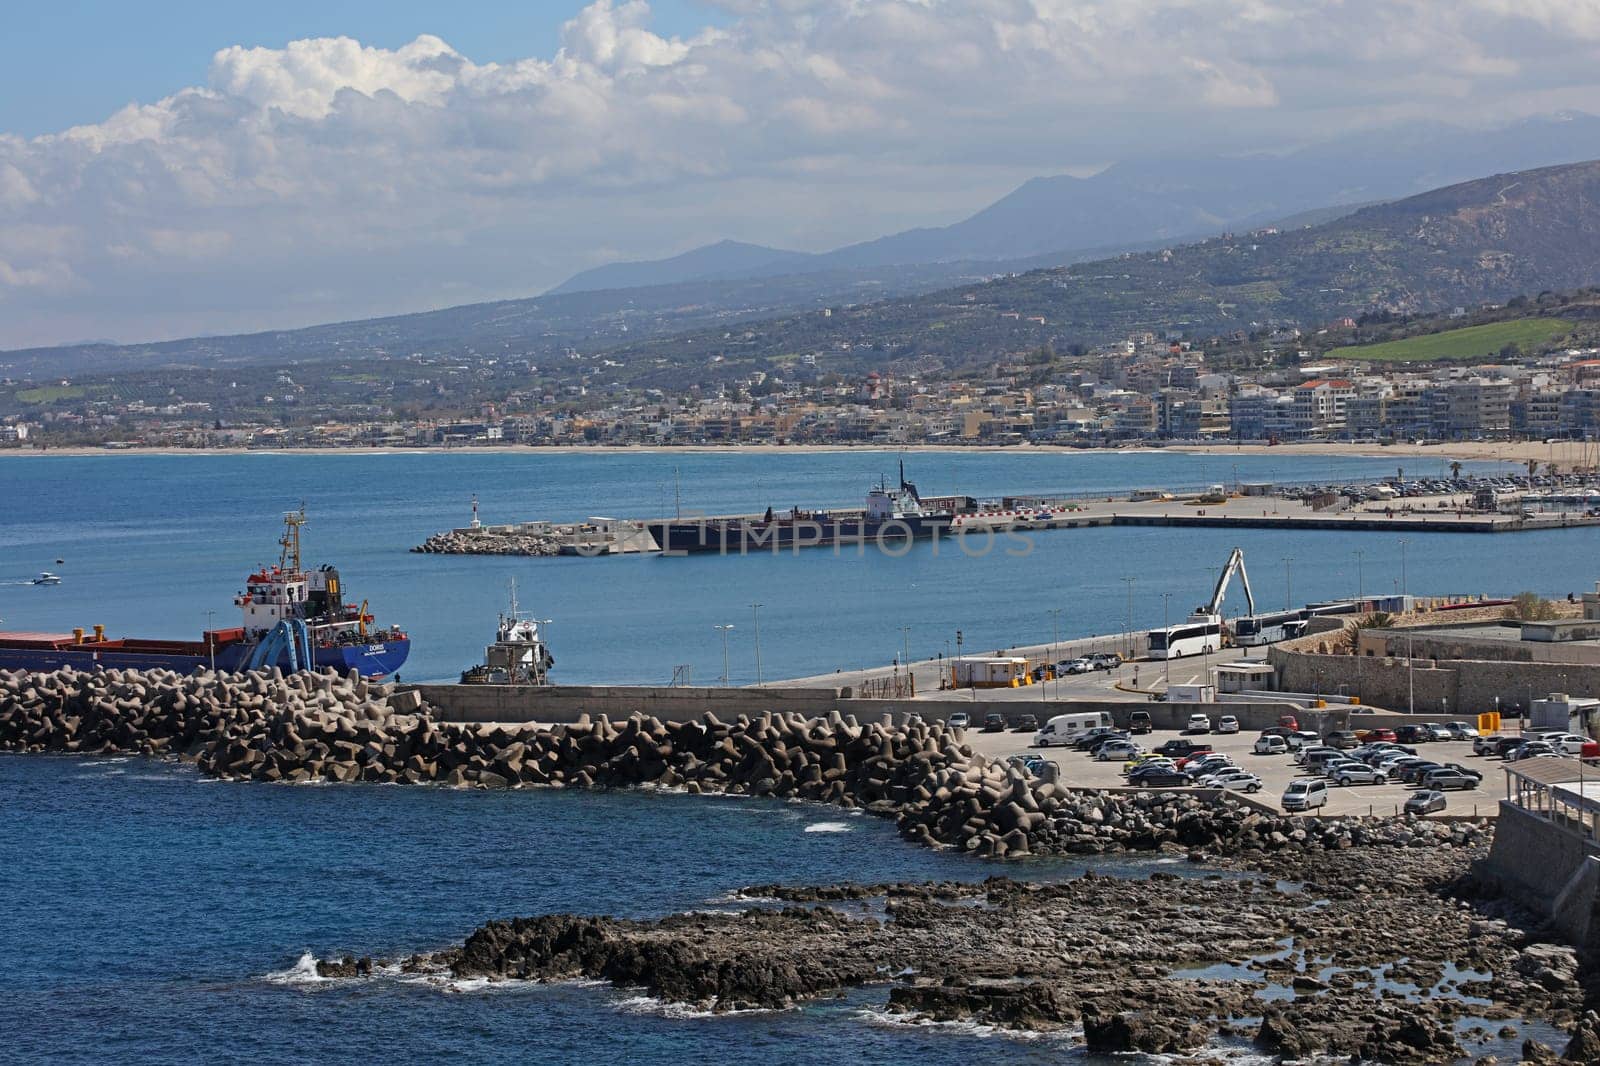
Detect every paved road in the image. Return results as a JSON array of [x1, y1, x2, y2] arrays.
[[962, 725, 1506, 818]]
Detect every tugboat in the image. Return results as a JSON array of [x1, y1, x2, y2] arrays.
[[643, 461, 954, 554], [0, 510, 409, 678], [460, 582, 553, 685]]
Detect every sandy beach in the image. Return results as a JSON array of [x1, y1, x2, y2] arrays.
[[1, 438, 1593, 465]]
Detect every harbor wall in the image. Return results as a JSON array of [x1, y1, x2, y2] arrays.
[[845, 698, 1352, 735], [1480, 802, 1600, 953], [410, 683, 844, 724], [1267, 644, 1600, 716]]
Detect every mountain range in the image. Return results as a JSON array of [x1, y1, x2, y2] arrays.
[[552, 111, 1600, 295]]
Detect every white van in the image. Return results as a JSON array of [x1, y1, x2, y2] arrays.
[[1032, 711, 1115, 748], [1282, 779, 1329, 812]]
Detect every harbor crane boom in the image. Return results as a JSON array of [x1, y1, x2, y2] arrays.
[[1199, 546, 1256, 618]]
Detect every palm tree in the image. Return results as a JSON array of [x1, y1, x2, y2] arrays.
[[1449, 461, 1463, 480]]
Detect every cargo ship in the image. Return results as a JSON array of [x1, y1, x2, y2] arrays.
[[0, 510, 409, 678], [644, 462, 954, 554]]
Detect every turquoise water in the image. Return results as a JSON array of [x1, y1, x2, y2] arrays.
[[0, 449, 1578, 684]]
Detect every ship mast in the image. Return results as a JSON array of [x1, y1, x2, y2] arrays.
[[278, 506, 307, 573]]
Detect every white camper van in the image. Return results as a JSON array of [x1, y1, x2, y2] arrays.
[[1032, 711, 1115, 748]]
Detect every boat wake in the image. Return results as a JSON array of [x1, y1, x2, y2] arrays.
[[803, 821, 852, 833]]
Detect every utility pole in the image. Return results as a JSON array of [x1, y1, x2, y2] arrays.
[[750, 603, 763, 687], [1161, 593, 1173, 691], [715, 624, 734, 686], [1047, 607, 1062, 702], [1121, 576, 1136, 659]]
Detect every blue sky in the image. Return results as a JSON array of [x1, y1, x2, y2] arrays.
[[2, 0, 722, 137]]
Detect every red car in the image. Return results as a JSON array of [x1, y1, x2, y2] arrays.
[[1175, 750, 1218, 770], [1358, 727, 1397, 743]]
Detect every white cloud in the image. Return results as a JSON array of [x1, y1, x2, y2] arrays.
[[4, 0, 1600, 345]]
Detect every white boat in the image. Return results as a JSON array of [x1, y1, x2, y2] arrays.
[[32, 572, 62, 585]]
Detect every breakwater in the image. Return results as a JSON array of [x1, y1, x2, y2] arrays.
[[1, 666, 1484, 861]]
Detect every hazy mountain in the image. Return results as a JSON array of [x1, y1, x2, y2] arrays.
[[550, 239, 815, 295], [593, 158, 1600, 385], [552, 112, 1600, 292]]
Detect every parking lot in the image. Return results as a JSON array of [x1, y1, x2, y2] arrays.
[[961, 721, 1507, 818]]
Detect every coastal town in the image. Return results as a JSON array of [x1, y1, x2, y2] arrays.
[[7, 317, 1600, 453]]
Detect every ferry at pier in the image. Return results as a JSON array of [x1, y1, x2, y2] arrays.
[[0, 510, 410, 678], [644, 462, 954, 554]]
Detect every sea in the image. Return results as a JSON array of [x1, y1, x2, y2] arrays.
[[1, 448, 1589, 1063]]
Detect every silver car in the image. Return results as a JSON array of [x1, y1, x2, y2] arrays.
[[1333, 763, 1388, 786]]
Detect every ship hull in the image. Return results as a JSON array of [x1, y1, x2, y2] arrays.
[[0, 637, 410, 679], [645, 514, 951, 554]]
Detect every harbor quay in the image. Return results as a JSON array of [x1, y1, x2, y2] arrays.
[[411, 472, 1600, 558]]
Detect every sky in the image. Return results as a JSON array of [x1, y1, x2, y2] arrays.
[[4, 0, 1600, 349]]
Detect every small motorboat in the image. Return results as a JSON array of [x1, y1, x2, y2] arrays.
[[32, 572, 62, 585]]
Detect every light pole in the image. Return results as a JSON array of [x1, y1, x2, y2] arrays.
[[1353, 549, 1364, 602], [750, 603, 764, 686], [1047, 608, 1062, 702], [715, 624, 734, 686], [1398, 538, 1409, 600], [900, 625, 912, 678], [205, 609, 216, 672], [1161, 592, 1173, 691], [1283, 556, 1294, 611], [1121, 576, 1136, 659]]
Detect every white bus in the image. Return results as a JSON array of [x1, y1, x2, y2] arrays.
[[1146, 618, 1223, 659]]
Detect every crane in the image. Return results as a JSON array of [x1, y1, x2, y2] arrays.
[[1196, 546, 1256, 619]]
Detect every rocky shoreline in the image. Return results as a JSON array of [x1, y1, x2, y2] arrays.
[[336, 846, 1600, 1064], [5, 665, 1591, 1061]]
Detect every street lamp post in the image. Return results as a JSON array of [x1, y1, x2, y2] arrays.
[[715, 624, 735, 686], [750, 603, 764, 686], [900, 625, 912, 680], [206, 609, 216, 673], [1283, 556, 1294, 612], [1121, 576, 1136, 659], [1161, 593, 1173, 691], [1047, 608, 1062, 702], [1399, 538, 1409, 600]]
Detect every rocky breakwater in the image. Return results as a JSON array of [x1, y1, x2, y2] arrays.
[[1, 667, 1486, 866], [411, 528, 559, 555], [375, 845, 1599, 1063]]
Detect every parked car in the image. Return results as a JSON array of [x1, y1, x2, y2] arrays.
[[1154, 739, 1212, 759], [1294, 745, 1338, 766], [1253, 735, 1289, 755], [1397, 760, 1443, 784], [1421, 768, 1478, 791], [1184, 754, 1235, 778], [1436, 763, 1483, 783], [1444, 721, 1475, 740], [1124, 754, 1175, 775], [1394, 725, 1431, 745], [1540, 732, 1589, 755], [1276, 714, 1300, 730], [1472, 734, 1504, 756], [1333, 763, 1389, 786], [1210, 771, 1264, 794], [1096, 740, 1141, 761], [1323, 730, 1360, 750], [1282, 779, 1330, 811], [1186, 714, 1212, 734], [981, 713, 1007, 733], [1127, 710, 1153, 735], [1075, 727, 1124, 751], [1405, 790, 1448, 816], [947, 712, 970, 730], [1128, 765, 1191, 788], [1494, 736, 1531, 758], [1358, 728, 1398, 743], [1011, 714, 1038, 733], [1216, 715, 1240, 734], [1005, 753, 1055, 777], [1302, 750, 1347, 773], [1424, 723, 1454, 742], [1063, 658, 1094, 674], [1087, 652, 1122, 670], [1511, 742, 1559, 761]]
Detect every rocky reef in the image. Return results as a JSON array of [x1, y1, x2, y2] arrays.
[[410, 529, 559, 555], [377, 846, 1599, 1063]]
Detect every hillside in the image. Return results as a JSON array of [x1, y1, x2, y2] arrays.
[[592, 159, 1600, 386]]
